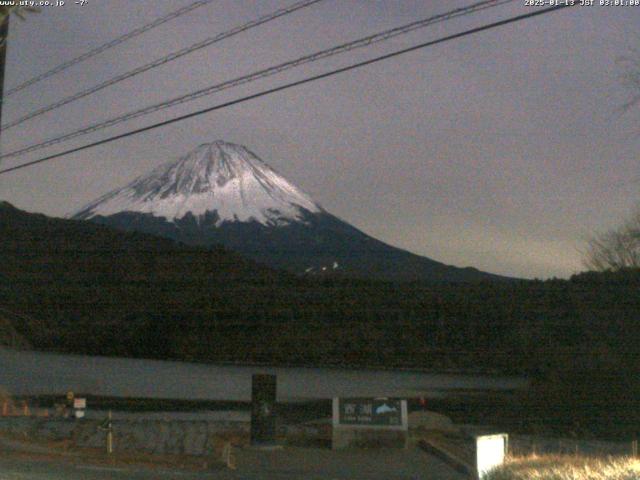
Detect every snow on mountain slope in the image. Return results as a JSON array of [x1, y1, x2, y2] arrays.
[[71, 140, 507, 282], [74, 141, 321, 226]]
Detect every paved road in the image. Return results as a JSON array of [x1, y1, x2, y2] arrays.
[[232, 446, 466, 480], [0, 446, 465, 480]]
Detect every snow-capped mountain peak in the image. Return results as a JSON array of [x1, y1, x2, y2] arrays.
[[73, 140, 321, 226]]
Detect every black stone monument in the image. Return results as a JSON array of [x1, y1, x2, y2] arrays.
[[250, 374, 277, 446]]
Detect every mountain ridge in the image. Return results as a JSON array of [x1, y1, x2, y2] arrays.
[[74, 140, 321, 227], [73, 140, 507, 283]]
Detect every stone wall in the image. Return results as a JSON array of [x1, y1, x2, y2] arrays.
[[0, 417, 249, 456]]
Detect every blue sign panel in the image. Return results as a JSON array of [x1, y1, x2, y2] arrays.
[[337, 398, 404, 426]]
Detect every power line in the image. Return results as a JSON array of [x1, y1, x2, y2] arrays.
[[0, 0, 513, 160], [0, 0, 326, 131], [3, 0, 215, 99], [0, 14, 9, 133], [0, 3, 576, 177]]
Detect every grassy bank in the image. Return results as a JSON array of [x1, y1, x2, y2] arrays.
[[485, 455, 640, 480]]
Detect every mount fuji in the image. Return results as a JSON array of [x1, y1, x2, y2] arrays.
[[73, 141, 501, 282]]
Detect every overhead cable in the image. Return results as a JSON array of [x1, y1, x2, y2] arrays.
[[1, 0, 325, 131], [0, 0, 513, 158], [4, 0, 215, 98], [0, 3, 577, 177]]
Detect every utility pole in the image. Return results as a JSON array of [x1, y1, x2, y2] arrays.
[[0, 14, 9, 139]]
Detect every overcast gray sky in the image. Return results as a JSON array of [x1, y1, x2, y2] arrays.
[[1, 0, 638, 279]]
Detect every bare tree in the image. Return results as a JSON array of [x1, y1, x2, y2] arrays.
[[584, 48, 640, 271], [618, 49, 640, 112], [584, 205, 640, 271], [0, 6, 39, 24], [0, 6, 39, 47]]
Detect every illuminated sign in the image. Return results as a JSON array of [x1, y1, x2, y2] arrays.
[[476, 434, 508, 479]]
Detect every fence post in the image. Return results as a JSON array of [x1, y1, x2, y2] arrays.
[[107, 410, 113, 455], [97, 410, 113, 455], [631, 439, 637, 457], [222, 442, 237, 469]]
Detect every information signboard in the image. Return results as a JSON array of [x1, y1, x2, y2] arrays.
[[332, 397, 408, 449], [337, 398, 405, 427]]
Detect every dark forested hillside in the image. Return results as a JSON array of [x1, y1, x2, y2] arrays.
[[2, 201, 640, 377], [3, 202, 640, 436]]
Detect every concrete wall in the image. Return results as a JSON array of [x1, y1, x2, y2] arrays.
[[332, 427, 408, 450], [0, 417, 249, 456]]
